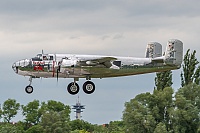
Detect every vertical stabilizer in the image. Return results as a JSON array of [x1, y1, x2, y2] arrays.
[[164, 39, 183, 66], [145, 42, 162, 58]]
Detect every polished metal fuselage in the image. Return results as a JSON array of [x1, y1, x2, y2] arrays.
[[12, 54, 180, 79]]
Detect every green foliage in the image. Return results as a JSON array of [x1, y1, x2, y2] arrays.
[[155, 70, 173, 90], [40, 110, 71, 133], [108, 121, 125, 133], [123, 84, 200, 133], [2, 99, 20, 123], [41, 100, 71, 122], [93, 124, 109, 132], [194, 66, 200, 85], [69, 119, 94, 132], [154, 122, 167, 133], [0, 123, 24, 133], [173, 83, 200, 133], [25, 125, 44, 133], [181, 49, 200, 86], [43, 100, 69, 112], [123, 92, 156, 133], [21, 100, 42, 126], [0, 107, 2, 120]]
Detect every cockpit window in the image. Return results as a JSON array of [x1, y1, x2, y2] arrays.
[[36, 54, 42, 58], [32, 54, 54, 61], [32, 54, 42, 61]]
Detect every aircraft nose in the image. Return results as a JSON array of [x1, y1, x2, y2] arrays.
[[12, 63, 18, 73], [12, 59, 31, 73]]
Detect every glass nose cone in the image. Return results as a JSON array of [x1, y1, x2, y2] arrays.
[[12, 59, 30, 73]]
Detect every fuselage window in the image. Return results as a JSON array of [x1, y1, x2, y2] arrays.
[[50, 56, 54, 60], [43, 56, 48, 60]]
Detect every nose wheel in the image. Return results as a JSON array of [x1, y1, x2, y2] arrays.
[[25, 85, 33, 94], [25, 76, 34, 94]]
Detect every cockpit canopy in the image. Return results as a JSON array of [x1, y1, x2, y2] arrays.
[[32, 54, 54, 61]]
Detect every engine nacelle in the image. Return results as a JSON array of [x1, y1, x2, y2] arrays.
[[61, 57, 78, 67], [145, 42, 162, 58]]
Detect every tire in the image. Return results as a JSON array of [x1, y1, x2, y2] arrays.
[[67, 82, 79, 95], [83, 81, 95, 94], [25, 85, 33, 94]]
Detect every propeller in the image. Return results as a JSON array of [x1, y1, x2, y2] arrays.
[[56, 63, 61, 82], [56, 68, 59, 82]]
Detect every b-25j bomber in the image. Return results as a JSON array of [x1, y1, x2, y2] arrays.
[[12, 39, 183, 95]]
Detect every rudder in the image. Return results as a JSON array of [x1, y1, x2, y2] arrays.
[[145, 42, 162, 58], [164, 39, 183, 66]]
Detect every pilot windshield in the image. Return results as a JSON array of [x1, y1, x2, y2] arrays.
[[32, 54, 42, 61]]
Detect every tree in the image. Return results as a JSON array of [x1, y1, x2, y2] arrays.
[[155, 70, 173, 90], [69, 120, 94, 132], [108, 121, 125, 133], [2, 99, 20, 123], [22, 100, 43, 129], [154, 122, 167, 133], [93, 124, 108, 132], [181, 49, 200, 86], [0, 106, 2, 121], [194, 66, 200, 85], [40, 110, 71, 133], [0, 123, 24, 133], [123, 92, 156, 133], [25, 125, 44, 133], [41, 100, 70, 121], [123, 87, 175, 132], [172, 83, 200, 133], [43, 100, 67, 112]]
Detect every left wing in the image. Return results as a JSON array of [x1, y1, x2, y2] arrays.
[[79, 57, 117, 68]]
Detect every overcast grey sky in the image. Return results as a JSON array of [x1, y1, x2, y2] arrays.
[[1, 0, 200, 124]]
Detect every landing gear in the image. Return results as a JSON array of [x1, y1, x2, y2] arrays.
[[67, 82, 80, 95], [66, 79, 95, 95], [25, 85, 33, 94], [25, 77, 33, 94], [83, 81, 95, 94], [23, 76, 96, 95]]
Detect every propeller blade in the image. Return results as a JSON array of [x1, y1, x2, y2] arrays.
[[57, 68, 59, 82]]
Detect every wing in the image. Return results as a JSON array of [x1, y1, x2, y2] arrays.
[[79, 57, 117, 68]]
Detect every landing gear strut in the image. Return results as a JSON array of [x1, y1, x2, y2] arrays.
[[25, 77, 33, 94]]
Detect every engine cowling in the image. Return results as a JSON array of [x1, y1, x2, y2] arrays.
[[61, 57, 78, 67]]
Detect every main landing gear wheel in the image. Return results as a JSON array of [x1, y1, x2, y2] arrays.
[[83, 81, 95, 94], [25, 85, 33, 94], [67, 82, 79, 95]]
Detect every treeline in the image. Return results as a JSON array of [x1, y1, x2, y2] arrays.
[[0, 49, 200, 133], [123, 49, 200, 133], [0, 99, 122, 133]]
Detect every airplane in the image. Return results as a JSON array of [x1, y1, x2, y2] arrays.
[[12, 39, 183, 95]]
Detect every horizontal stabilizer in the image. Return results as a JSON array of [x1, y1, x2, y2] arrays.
[[152, 56, 164, 63]]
